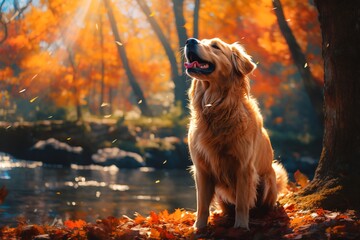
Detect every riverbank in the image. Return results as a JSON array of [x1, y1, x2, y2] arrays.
[[0, 120, 190, 169]]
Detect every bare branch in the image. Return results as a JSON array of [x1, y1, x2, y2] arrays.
[[0, 0, 32, 44]]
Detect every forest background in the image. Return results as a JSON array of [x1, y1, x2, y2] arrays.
[[0, 0, 323, 173]]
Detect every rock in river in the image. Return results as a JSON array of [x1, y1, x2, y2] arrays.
[[92, 147, 145, 168]]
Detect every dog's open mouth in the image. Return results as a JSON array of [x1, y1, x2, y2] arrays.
[[184, 51, 215, 75]]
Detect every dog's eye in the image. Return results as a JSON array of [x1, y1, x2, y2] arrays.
[[211, 44, 220, 50]]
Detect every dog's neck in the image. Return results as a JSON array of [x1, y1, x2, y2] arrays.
[[189, 77, 251, 135], [195, 79, 248, 111]]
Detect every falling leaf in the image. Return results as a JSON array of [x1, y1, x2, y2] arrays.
[[31, 74, 38, 81], [115, 41, 123, 46], [138, 99, 143, 104], [104, 114, 112, 118], [163, 160, 167, 165], [149, 12, 155, 17], [304, 63, 308, 68], [155, 180, 160, 184], [95, 23, 99, 30], [112, 139, 117, 143], [67, 137, 71, 141], [30, 96, 38, 103], [101, 102, 109, 107], [205, 103, 212, 107], [19, 89, 26, 93]]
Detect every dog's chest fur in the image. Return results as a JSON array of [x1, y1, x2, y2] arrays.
[[192, 105, 251, 192]]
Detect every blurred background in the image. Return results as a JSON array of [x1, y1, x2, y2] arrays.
[[0, 0, 322, 226]]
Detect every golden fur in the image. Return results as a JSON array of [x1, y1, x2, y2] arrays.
[[184, 38, 288, 229]]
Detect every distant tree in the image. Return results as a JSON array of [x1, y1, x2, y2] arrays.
[[273, 0, 324, 124], [299, 0, 360, 210], [136, 0, 200, 115], [103, 0, 152, 116]]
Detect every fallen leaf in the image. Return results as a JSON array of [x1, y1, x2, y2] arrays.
[[294, 170, 309, 188]]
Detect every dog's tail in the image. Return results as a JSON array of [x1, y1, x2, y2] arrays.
[[272, 161, 288, 195]]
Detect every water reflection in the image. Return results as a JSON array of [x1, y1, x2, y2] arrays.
[[0, 161, 196, 226]]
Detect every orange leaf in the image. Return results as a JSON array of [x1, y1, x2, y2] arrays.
[[294, 170, 309, 188], [150, 228, 160, 239], [64, 219, 86, 229], [171, 208, 183, 222], [134, 213, 146, 225]]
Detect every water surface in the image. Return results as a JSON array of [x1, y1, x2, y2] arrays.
[[0, 160, 196, 226]]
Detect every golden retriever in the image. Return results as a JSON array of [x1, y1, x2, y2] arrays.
[[184, 38, 288, 229]]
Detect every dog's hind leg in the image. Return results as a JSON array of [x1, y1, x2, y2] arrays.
[[260, 168, 277, 208]]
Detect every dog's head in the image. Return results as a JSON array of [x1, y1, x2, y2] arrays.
[[184, 38, 256, 82]]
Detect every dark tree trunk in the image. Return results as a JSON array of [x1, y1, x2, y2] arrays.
[[136, 0, 189, 115], [193, 0, 200, 39], [67, 49, 82, 122], [109, 86, 113, 115], [172, 0, 190, 113], [99, 13, 106, 116], [172, 0, 188, 51], [273, 0, 324, 124], [103, 0, 152, 117], [300, 0, 360, 211]]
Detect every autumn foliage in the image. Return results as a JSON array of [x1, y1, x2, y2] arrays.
[[1, 204, 359, 239], [1, 0, 322, 126]]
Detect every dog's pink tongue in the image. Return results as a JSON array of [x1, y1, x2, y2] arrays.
[[184, 61, 199, 69]]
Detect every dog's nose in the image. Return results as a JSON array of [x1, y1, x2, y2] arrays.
[[186, 38, 199, 45]]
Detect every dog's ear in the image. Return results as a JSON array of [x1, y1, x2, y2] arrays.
[[231, 43, 256, 76]]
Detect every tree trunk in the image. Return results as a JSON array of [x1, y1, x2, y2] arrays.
[[299, 0, 360, 211], [67, 49, 82, 122], [103, 0, 152, 117], [172, 0, 190, 113], [273, 0, 324, 124], [136, 0, 189, 115], [99, 13, 106, 116], [193, 0, 200, 39], [172, 0, 188, 52], [109, 86, 113, 115]]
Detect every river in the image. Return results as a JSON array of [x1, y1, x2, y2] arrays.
[[0, 158, 196, 226]]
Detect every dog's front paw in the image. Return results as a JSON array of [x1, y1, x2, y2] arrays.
[[233, 216, 249, 230], [194, 217, 208, 230]]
